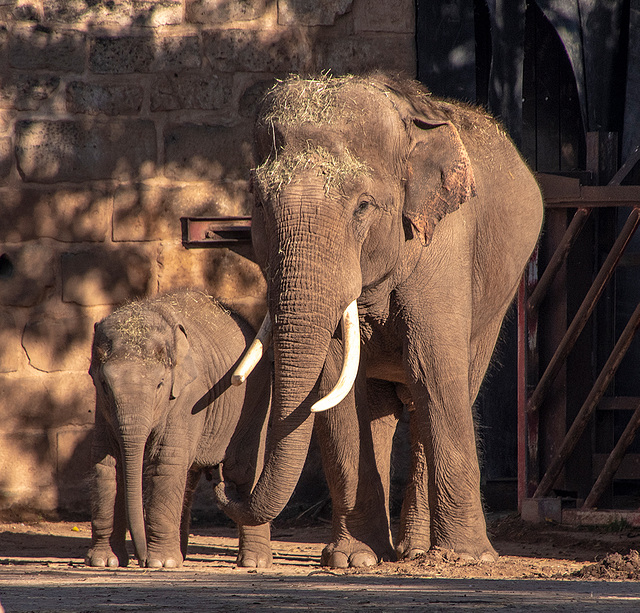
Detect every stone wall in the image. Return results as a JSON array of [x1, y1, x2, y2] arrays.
[[0, 0, 415, 515]]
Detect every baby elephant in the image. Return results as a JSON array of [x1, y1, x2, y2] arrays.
[[85, 290, 272, 569]]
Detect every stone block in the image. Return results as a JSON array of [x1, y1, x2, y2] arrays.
[[89, 35, 155, 74], [278, 0, 352, 26], [164, 123, 253, 182], [186, 0, 268, 24], [315, 34, 416, 75], [0, 74, 61, 111], [61, 245, 155, 306], [203, 28, 311, 73], [521, 497, 562, 524], [353, 0, 415, 33], [131, 1, 184, 26], [157, 243, 266, 329], [0, 308, 28, 373], [0, 187, 111, 243], [90, 34, 199, 74], [153, 35, 201, 71], [44, 0, 132, 26], [66, 81, 143, 115], [0, 243, 56, 307], [10, 2, 42, 22], [151, 72, 232, 112], [0, 430, 56, 509], [0, 136, 11, 180], [9, 26, 85, 73], [0, 371, 96, 431], [45, 1, 183, 27], [15, 119, 156, 183], [0, 110, 13, 134], [22, 302, 110, 373], [55, 427, 93, 513], [113, 181, 251, 242]]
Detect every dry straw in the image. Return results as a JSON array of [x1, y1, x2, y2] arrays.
[[254, 144, 371, 196]]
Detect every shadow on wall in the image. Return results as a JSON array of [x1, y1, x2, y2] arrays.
[[0, 0, 414, 516]]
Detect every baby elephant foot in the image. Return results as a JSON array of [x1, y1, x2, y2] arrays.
[[237, 524, 272, 568], [85, 546, 128, 568], [321, 538, 393, 568]]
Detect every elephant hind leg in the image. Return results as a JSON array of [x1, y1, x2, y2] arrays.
[[179, 468, 202, 561], [395, 401, 432, 560]]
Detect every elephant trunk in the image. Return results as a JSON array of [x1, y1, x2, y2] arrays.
[[215, 184, 360, 525], [216, 308, 333, 525], [119, 424, 150, 565]]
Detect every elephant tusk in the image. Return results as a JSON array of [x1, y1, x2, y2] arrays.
[[311, 299, 360, 413], [231, 312, 272, 386]]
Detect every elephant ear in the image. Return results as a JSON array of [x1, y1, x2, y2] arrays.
[[171, 324, 198, 399], [403, 119, 476, 246]]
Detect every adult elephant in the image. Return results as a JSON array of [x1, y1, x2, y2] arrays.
[[216, 73, 543, 567]]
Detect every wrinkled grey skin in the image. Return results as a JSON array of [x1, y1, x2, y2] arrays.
[[215, 73, 543, 568], [86, 290, 272, 569]]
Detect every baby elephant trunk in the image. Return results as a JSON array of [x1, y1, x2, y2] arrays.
[[120, 427, 150, 565]]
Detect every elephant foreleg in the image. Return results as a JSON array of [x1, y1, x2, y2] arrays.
[[316, 340, 395, 568], [400, 277, 497, 562], [145, 442, 190, 569], [237, 523, 272, 568], [86, 448, 128, 567]]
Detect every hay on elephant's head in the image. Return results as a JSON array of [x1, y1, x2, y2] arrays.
[[261, 73, 365, 126], [254, 144, 371, 196]]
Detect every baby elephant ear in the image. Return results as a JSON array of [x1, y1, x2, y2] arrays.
[[171, 324, 198, 399], [403, 119, 476, 246]]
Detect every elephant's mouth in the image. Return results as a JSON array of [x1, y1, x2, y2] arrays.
[[232, 299, 361, 413]]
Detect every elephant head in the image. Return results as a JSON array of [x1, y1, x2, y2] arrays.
[[215, 73, 476, 525], [90, 304, 197, 564]]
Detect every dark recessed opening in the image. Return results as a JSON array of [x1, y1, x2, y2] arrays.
[[0, 253, 14, 279]]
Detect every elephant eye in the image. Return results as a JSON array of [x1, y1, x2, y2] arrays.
[[354, 195, 376, 218]]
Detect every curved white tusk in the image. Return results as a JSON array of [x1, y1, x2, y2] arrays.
[[231, 312, 272, 386], [311, 299, 360, 413]]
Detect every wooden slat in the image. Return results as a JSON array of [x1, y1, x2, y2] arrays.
[[592, 453, 640, 481]]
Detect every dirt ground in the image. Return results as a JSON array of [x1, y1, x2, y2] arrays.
[[1, 514, 640, 612]]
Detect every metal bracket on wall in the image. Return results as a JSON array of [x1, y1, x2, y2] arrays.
[[181, 216, 252, 247]]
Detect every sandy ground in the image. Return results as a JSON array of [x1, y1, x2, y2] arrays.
[[1, 514, 640, 612]]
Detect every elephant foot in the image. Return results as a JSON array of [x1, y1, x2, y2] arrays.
[[395, 536, 430, 561], [434, 532, 498, 562], [85, 545, 128, 568], [237, 523, 272, 568], [146, 545, 183, 569], [236, 546, 272, 568], [321, 537, 394, 568]]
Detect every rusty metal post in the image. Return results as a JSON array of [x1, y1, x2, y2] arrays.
[[533, 301, 640, 498], [518, 249, 540, 508]]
